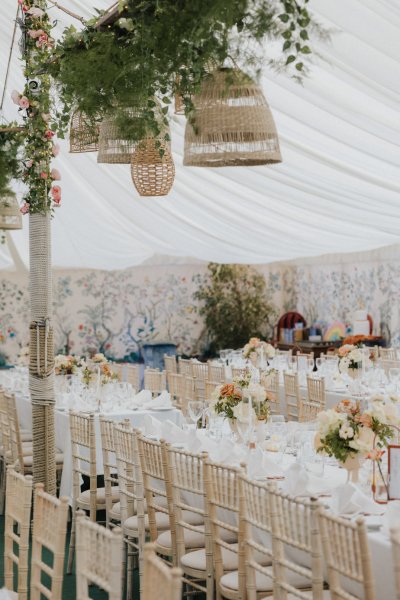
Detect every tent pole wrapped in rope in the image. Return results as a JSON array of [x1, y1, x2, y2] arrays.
[[29, 212, 56, 494]]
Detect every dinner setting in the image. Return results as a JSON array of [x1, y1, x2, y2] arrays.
[[0, 0, 399, 599]]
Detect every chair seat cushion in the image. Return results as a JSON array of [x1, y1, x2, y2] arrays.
[[220, 567, 310, 593], [181, 544, 271, 572], [109, 495, 168, 521], [124, 511, 170, 534], [262, 592, 331, 600], [157, 522, 236, 554], [78, 486, 120, 505]]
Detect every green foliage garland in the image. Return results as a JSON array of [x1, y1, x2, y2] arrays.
[[0, 125, 24, 197], [50, 0, 323, 142], [194, 263, 277, 354]]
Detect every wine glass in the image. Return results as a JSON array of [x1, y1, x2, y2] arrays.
[[389, 368, 400, 393], [307, 358, 315, 373], [187, 400, 204, 430], [315, 357, 323, 374]]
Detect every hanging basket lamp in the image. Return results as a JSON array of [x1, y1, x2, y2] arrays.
[[0, 192, 22, 230], [130, 139, 175, 197], [183, 67, 282, 167], [69, 111, 100, 153]]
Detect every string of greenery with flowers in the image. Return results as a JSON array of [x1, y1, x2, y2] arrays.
[[0, 125, 24, 197], [12, 1, 61, 215], [49, 0, 325, 143]]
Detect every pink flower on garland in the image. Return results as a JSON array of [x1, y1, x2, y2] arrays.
[[52, 143, 60, 157], [27, 6, 44, 17], [36, 33, 49, 48], [51, 185, 62, 205], [25, 159, 33, 168], [40, 171, 48, 179], [27, 29, 44, 39], [18, 96, 30, 109], [44, 130, 55, 139], [11, 90, 20, 105], [20, 202, 30, 215], [50, 168, 61, 181]]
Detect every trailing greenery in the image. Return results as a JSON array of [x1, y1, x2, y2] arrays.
[[49, 0, 323, 142], [0, 125, 24, 197], [194, 263, 277, 354]]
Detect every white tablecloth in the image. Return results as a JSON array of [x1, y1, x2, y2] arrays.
[[15, 394, 182, 498]]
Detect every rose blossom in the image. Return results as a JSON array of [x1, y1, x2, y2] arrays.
[[27, 28, 44, 39], [220, 383, 235, 397], [20, 202, 30, 215], [18, 96, 30, 109], [40, 171, 48, 179], [11, 90, 20, 105], [51, 186, 61, 204], [52, 143, 60, 157], [25, 159, 33, 168], [357, 413, 373, 428], [27, 6, 44, 16], [44, 130, 55, 139], [50, 168, 61, 181]]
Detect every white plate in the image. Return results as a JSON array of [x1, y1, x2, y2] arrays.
[[149, 406, 173, 411]]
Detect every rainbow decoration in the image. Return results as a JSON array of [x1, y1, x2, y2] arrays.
[[323, 321, 346, 341]]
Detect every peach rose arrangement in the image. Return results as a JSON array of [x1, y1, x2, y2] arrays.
[[211, 376, 270, 422], [243, 338, 275, 360], [315, 399, 397, 464]]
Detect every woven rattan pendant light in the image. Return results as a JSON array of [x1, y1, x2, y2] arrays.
[[130, 139, 175, 196], [69, 111, 99, 153], [0, 192, 22, 230], [183, 67, 282, 167], [97, 107, 146, 164]]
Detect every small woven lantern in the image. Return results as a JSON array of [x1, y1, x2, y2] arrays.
[[183, 67, 282, 167], [130, 139, 175, 197], [97, 107, 147, 164], [0, 192, 22, 230], [69, 111, 99, 153]]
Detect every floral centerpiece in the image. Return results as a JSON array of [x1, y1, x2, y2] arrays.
[[315, 399, 397, 480], [91, 352, 108, 364], [54, 354, 83, 375], [81, 361, 118, 387], [211, 376, 270, 423], [337, 343, 367, 375], [243, 338, 275, 368]]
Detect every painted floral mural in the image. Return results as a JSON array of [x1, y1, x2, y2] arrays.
[[1, 247, 400, 364]]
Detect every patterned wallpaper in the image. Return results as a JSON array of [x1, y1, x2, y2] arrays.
[[1, 247, 400, 362]]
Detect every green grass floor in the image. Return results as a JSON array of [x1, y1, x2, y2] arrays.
[[0, 514, 138, 599]]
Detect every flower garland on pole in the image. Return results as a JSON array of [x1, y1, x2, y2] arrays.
[[14, 0, 59, 493]]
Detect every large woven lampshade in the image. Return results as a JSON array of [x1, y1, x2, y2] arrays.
[[97, 108, 139, 164], [183, 67, 282, 167], [69, 111, 99, 153], [130, 139, 175, 197], [0, 192, 22, 230]]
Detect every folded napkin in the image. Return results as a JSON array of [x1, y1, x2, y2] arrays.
[[331, 482, 383, 516], [0, 589, 13, 600], [141, 414, 163, 438], [197, 435, 246, 465], [160, 420, 189, 444], [143, 390, 172, 410], [247, 447, 283, 479], [382, 500, 400, 536], [132, 389, 152, 407], [282, 463, 332, 497]]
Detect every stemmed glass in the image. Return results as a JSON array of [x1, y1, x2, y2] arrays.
[[187, 400, 204, 430], [389, 368, 400, 393]]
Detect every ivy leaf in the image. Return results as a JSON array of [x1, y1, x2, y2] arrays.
[[279, 13, 290, 23], [300, 29, 309, 40], [283, 40, 292, 51], [282, 30, 292, 39], [301, 46, 312, 54], [161, 106, 169, 115], [286, 55, 296, 65], [295, 62, 304, 71]]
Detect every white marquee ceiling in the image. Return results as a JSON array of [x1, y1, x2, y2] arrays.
[[1, 0, 400, 271]]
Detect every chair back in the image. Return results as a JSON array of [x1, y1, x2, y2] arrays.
[[269, 486, 323, 599], [178, 357, 192, 376], [99, 416, 119, 527], [239, 473, 274, 600], [0, 388, 11, 457], [283, 372, 301, 421], [76, 511, 123, 600], [114, 424, 144, 524], [317, 508, 376, 600], [306, 375, 325, 406], [144, 368, 167, 395], [231, 367, 250, 380], [6, 392, 25, 473], [112, 363, 124, 382], [298, 399, 322, 422], [30, 483, 69, 600], [4, 468, 33, 600], [164, 354, 177, 374], [261, 369, 280, 414], [167, 372, 185, 407], [137, 435, 173, 547], [142, 543, 182, 600], [207, 362, 224, 381], [190, 360, 208, 380], [69, 411, 97, 520], [379, 347, 398, 360], [203, 459, 244, 594], [126, 364, 141, 391], [379, 358, 400, 375], [204, 380, 222, 402]]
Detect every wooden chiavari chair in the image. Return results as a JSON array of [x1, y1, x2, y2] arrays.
[[99, 415, 120, 527], [379, 358, 400, 376], [296, 352, 314, 372], [178, 357, 192, 376], [4, 468, 33, 600], [379, 347, 398, 360], [231, 367, 250, 380], [142, 543, 182, 600], [208, 362, 225, 382], [31, 483, 69, 600], [190, 360, 209, 381], [283, 372, 301, 421], [204, 380, 222, 402], [260, 369, 280, 414], [298, 399, 323, 423], [67, 411, 119, 573], [144, 368, 167, 396], [76, 511, 123, 600], [164, 354, 177, 374], [126, 364, 141, 391], [112, 363, 124, 382], [306, 375, 326, 407], [167, 372, 185, 408], [317, 508, 376, 600]]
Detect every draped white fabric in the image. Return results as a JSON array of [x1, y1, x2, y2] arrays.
[[0, 0, 399, 270]]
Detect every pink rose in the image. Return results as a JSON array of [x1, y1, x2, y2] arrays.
[[20, 202, 30, 215], [44, 130, 54, 139], [42, 113, 51, 122], [27, 7, 44, 16], [18, 96, 30, 109], [51, 185, 61, 202], [40, 171, 48, 179], [27, 29, 44, 39], [50, 168, 61, 181], [11, 90, 21, 105], [52, 143, 60, 157], [53, 196, 61, 207], [25, 159, 33, 168]]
